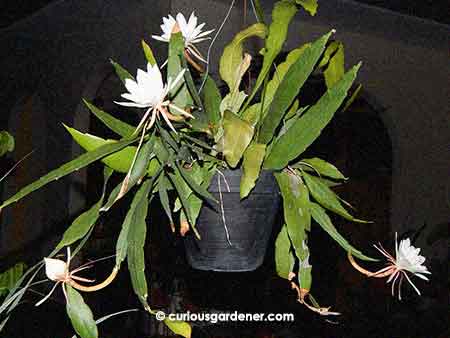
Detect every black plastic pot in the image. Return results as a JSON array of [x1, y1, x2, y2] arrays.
[[184, 168, 280, 272]]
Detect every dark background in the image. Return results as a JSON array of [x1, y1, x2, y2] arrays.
[[1, 0, 449, 28]]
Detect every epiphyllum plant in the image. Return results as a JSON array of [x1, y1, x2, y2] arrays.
[[0, 1, 429, 337]]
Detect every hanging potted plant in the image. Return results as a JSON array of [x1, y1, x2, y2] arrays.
[[0, 1, 431, 337]]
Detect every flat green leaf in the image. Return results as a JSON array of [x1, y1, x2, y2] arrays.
[[275, 171, 310, 251], [83, 99, 135, 138], [342, 83, 362, 112], [274, 225, 295, 279], [310, 202, 375, 261], [0, 131, 14, 157], [158, 174, 174, 225], [220, 54, 251, 114], [142, 40, 157, 66], [297, 237, 312, 291], [167, 167, 207, 239], [264, 62, 361, 169], [127, 180, 151, 306], [240, 142, 266, 198], [0, 135, 137, 211], [258, 30, 334, 144], [115, 179, 153, 268], [300, 157, 347, 180], [66, 285, 98, 338], [221, 111, 254, 168], [110, 60, 134, 84], [244, 1, 298, 111], [174, 162, 217, 204], [219, 23, 267, 93], [220, 91, 247, 115], [117, 137, 154, 200], [164, 319, 192, 338], [65, 125, 136, 173], [0, 263, 25, 297], [56, 167, 113, 251], [241, 103, 261, 126], [201, 76, 221, 135], [296, 0, 318, 16], [259, 45, 309, 118], [302, 172, 361, 222], [168, 31, 192, 110], [324, 42, 344, 88]]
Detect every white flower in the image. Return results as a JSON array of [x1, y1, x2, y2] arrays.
[[395, 237, 431, 278], [114, 62, 190, 132], [373, 233, 431, 299], [152, 12, 214, 47], [348, 233, 431, 300], [114, 63, 168, 108], [44, 257, 68, 282]]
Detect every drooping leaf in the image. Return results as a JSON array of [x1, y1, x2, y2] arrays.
[[56, 167, 113, 251], [141, 40, 157, 66], [83, 99, 135, 138], [0, 131, 14, 157], [299, 157, 347, 180], [240, 142, 266, 198], [264, 62, 361, 169], [297, 236, 312, 291], [302, 172, 363, 222], [275, 171, 310, 251], [115, 179, 153, 268], [127, 180, 152, 306], [0, 135, 137, 211], [110, 60, 134, 84], [258, 30, 334, 144], [274, 225, 295, 279], [221, 111, 254, 168], [65, 285, 98, 338], [201, 76, 222, 135], [296, 0, 318, 16], [219, 23, 267, 93], [168, 31, 192, 110], [164, 319, 192, 338], [244, 1, 298, 111], [0, 263, 25, 297], [310, 202, 375, 261]]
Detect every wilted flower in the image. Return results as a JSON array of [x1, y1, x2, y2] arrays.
[[36, 248, 118, 306], [348, 233, 431, 300]]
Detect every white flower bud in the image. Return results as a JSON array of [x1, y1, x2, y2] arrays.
[[44, 258, 67, 281]]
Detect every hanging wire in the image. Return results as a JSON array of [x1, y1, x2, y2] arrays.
[[198, 0, 236, 93], [216, 169, 233, 246]]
